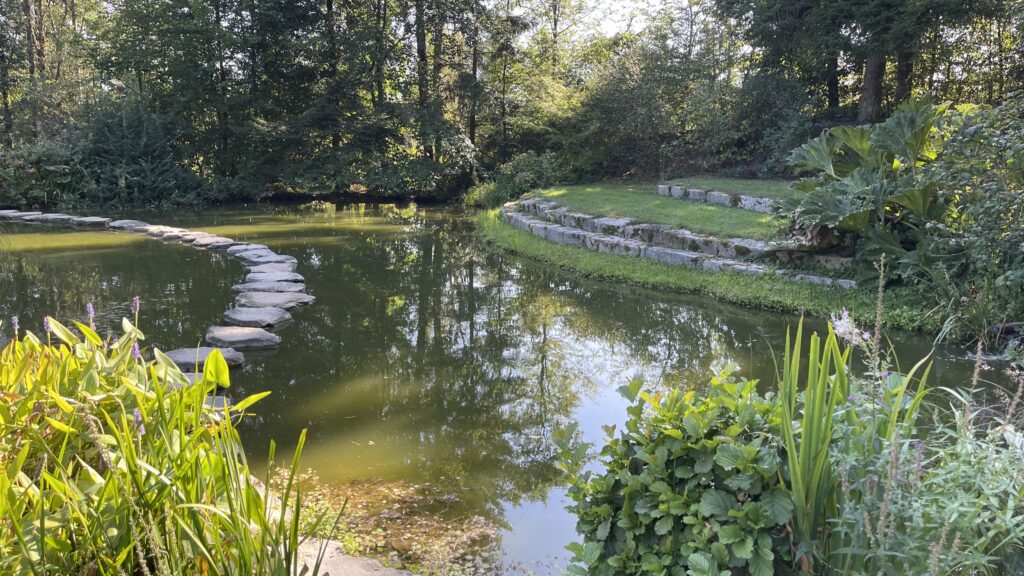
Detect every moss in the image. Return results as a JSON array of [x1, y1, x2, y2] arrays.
[[477, 209, 936, 334]]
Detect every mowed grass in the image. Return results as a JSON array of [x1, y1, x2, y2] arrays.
[[665, 176, 800, 201], [477, 209, 932, 334], [533, 183, 782, 240]]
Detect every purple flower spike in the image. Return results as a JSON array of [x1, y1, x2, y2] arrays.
[[132, 296, 141, 316], [861, 331, 871, 341], [133, 408, 145, 436], [86, 303, 95, 328], [43, 316, 52, 334], [881, 371, 890, 378], [131, 342, 142, 361], [10, 315, 18, 333]]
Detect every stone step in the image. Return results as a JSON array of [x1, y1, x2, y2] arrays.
[[223, 307, 294, 330], [518, 198, 852, 271], [235, 291, 315, 310], [227, 243, 268, 255], [109, 219, 150, 230], [657, 184, 774, 213], [8, 211, 43, 219], [245, 271, 305, 283], [247, 262, 299, 274], [502, 209, 856, 289], [231, 281, 307, 294], [164, 347, 245, 371], [70, 216, 111, 227], [192, 235, 238, 249], [205, 325, 282, 350]]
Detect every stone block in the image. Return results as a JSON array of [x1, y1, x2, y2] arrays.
[[706, 191, 734, 207], [643, 247, 704, 268], [657, 185, 670, 197], [688, 189, 706, 201], [739, 196, 773, 213], [670, 186, 687, 199]]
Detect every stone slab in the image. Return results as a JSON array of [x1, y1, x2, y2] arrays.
[[227, 243, 268, 255], [205, 325, 282, 350], [246, 271, 305, 283], [238, 253, 298, 266], [235, 291, 315, 311], [70, 216, 111, 227], [178, 231, 215, 242], [164, 347, 245, 371], [247, 262, 298, 274], [643, 247, 705, 267], [30, 213, 75, 223], [192, 235, 236, 248], [10, 211, 43, 219], [231, 281, 307, 294], [223, 307, 294, 330], [109, 219, 150, 230]]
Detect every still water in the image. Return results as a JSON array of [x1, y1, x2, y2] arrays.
[[0, 203, 990, 573]]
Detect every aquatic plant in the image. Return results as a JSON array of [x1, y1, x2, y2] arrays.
[[0, 315, 330, 575]]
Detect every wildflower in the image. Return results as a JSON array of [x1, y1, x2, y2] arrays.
[[43, 316, 52, 334], [830, 308, 862, 344], [132, 296, 141, 316], [10, 315, 18, 334], [86, 303, 95, 328], [131, 342, 142, 361], [861, 331, 871, 341], [881, 371, 890, 378], [133, 408, 145, 436]]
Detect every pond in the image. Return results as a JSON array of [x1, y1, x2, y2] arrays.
[[0, 203, 997, 574]]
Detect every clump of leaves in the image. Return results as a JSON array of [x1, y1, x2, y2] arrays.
[[556, 370, 793, 576]]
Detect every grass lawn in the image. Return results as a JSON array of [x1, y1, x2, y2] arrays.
[[533, 183, 782, 241], [477, 209, 932, 334], [665, 176, 800, 201]]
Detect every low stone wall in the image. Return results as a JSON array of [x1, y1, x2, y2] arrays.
[[0, 208, 317, 402], [656, 184, 774, 213], [520, 198, 854, 271], [502, 205, 857, 289]]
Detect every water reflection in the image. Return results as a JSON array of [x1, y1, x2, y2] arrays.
[[0, 203, 990, 573]]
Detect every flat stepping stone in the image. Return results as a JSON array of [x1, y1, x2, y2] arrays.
[[235, 291, 315, 311], [70, 216, 111, 227], [164, 347, 245, 371], [10, 211, 42, 219], [0, 210, 21, 217], [231, 281, 307, 294], [110, 219, 149, 230], [192, 235, 236, 248], [245, 271, 305, 283], [141, 225, 180, 236], [247, 262, 298, 274], [205, 325, 282, 350], [223, 307, 294, 330], [227, 243, 268, 255], [160, 229, 192, 239], [237, 252, 298, 266], [27, 213, 75, 223]]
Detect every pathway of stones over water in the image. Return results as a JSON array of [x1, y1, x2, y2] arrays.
[[0, 209, 317, 405]]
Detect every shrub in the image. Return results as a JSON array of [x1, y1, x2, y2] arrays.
[[556, 372, 793, 576], [464, 151, 571, 208], [0, 315, 327, 575]]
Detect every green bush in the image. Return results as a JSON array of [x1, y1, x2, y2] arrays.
[[464, 151, 571, 208], [556, 371, 793, 576], [0, 315, 328, 575]]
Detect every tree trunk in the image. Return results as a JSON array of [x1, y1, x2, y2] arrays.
[[431, 14, 442, 160], [34, 0, 45, 76], [857, 52, 886, 124], [826, 55, 839, 112], [468, 7, 479, 147], [23, 0, 35, 78], [0, 49, 13, 147], [895, 50, 913, 103], [414, 0, 431, 158], [327, 0, 339, 150]]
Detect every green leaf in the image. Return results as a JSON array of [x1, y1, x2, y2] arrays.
[[654, 515, 674, 535], [732, 536, 754, 559], [203, 349, 231, 389], [714, 443, 749, 471], [760, 489, 794, 526], [698, 490, 735, 519], [749, 550, 773, 576], [716, 524, 744, 544]]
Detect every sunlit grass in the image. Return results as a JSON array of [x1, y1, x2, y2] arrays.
[[535, 184, 783, 240]]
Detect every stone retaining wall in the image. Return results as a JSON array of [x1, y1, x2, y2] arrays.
[[502, 205, 856, 289], [656, 184, 774, 213]]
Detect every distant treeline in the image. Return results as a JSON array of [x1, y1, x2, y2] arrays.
[[0, 0, 1021, 206]]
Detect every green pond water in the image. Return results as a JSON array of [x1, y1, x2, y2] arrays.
[[0, 203, 999, 573]]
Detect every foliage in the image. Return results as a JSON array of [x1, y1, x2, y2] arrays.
[[464, 151, 570, 208], [0, 316, 328, 575], [556, 372, 793, 576]]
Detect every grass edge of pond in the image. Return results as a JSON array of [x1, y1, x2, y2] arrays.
[[475, 209, 935, 335]]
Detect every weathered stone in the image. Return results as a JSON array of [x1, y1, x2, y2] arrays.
[[141, 225, 180, 236], [545, 225, 587, 246], [205, 325, 282, 350], [164, 346, 245, 371], [560, 212, 594, 229], [246, 271, 305, 283], [835, 279, 857, 289], [0, 210, 20, 217], [239, 253, 299, 266], [223, 307, 294, 330], [10, 211, 43, 219], [109, 219, 149, 230], [590, 216, 632, 235], [160, 229, 191, 239], [776, 270, 855, 288], [706, 191, 735, 207], [231, 281, 307, 294], [810, 254, 854, 270], [729, 238, 769, 258], [543, 206, 568, 223], [670, 186, 687, 199], [192, 235, 236, 249], [621, 223, 665, 244], [585, 234, 644, 256], [657, 185, 670, 197], [235, 291, 315, 311], [70, 216, 111, 227], [247, 262, 298, 274], [643, 247, 705, 267], [688, 189, 706, 201], [177, 231, 215, 242], [297, 538, 413, 576], [527, 220, 556, 239], [227, 243, 268, 255], [739, 195, 773, 213], [30, 213, 76, 224]]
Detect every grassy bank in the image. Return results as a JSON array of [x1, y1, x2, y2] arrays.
[[533, 183, 782, 240], [664, 176, 799, 200], [477, 209, 932, 333]]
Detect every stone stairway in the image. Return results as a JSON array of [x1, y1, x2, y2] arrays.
[[503, 200, 857, 289], [656, 184, 775, 213]]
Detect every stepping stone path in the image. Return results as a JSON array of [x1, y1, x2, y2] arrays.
[[2, 206, 316, 392], [505, 199, 858, 289], [205, 326, 282, 350], [223, 307, 294, 330]]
